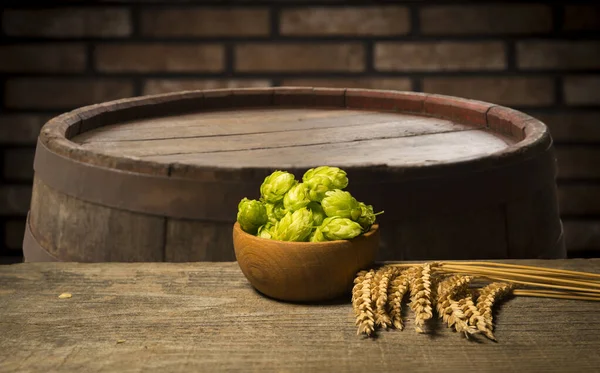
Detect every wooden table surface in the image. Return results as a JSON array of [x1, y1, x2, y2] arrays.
[[1, 260, 599, 373]]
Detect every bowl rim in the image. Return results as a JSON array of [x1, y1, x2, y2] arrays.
[[233, 221, 379, 246]]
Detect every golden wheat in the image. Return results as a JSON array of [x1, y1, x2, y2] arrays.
[[476, 282, 514, 335], [388, 269, 411, 330], [461, 292, 495, 340], [435, 274, 480, 337], [353, 261, 598, 341], [355, 269, 376, 336], [374, 266, 395, 328], [352, 270, 368, 316], [409, 263, 434, 333]]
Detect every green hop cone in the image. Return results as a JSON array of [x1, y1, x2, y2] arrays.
[[257, 222, 275, 239], [321, 189, 362, 221], [237, 198, 268, 234], [272, 208, 313, 242], [307, 201, 326, 226], [309, 226, 327, 242], [260, 171, 297, 203], [320, 216, 363, 241], [303, 166, 349, 190], [305, 175, 334, 202], [357, 202, 376, 231], [265, 202, 287, 224], [283, 183, 311, 211]]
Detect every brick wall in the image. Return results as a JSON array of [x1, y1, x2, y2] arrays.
[[1, 2, 599, 261]]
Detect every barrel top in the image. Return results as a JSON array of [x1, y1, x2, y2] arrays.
[[38, 88, 552, 179], [71, 108, 515, 168]]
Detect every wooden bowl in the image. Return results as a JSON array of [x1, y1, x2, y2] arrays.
[[233, 222, 379, 302]]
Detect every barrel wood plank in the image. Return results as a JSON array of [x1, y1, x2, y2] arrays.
[[165, 220, 235, 262], [0, 260, 598, 372], [29, 177, 166, 262]]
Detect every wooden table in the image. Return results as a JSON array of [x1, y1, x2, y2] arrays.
[[1, 260, 599, 372]]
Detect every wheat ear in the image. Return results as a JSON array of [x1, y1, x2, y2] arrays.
[[355, 269, 376, 336], [476, 282, 515, 336], [374, 266, 395, 328], [388, 269, 411, 330], [461, 292, 495, 340], [436, 275, 479, 337], [352, 270, 368, 316], [409, 263, 434, 333]]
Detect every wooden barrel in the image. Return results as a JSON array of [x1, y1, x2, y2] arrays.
[[23, 88, 565, 262]]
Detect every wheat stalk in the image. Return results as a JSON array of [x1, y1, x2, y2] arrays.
[[387, 268, 410, 330], [374, 266, 395, 328], [354, 269, 376, 336], [409, 263, 434, 333], [352, 270, 368, 316], [461, 291, 495, 340], [435, 275, 479, 337], [353, 261, 599, 341], [476, 282, 514, 338]]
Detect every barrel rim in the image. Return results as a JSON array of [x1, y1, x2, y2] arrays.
[[37, 87, 552, 180]]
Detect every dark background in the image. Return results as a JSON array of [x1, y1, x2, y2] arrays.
[[1, 1, 599, 262]]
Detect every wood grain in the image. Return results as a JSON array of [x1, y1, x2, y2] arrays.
[[142, 130, 510, 168], [74, 109, 493, 160], [233, 222, 379, 302], [0, 260, 598, 372], [165, 219, 235, 262], [29, 177, 165, 262]]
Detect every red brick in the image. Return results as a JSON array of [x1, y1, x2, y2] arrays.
[[527, 111, 600, 143], [3, 148, 35, 181], [141, 8, 269, 37], [0, 186, 32, 215], [559, 185, 600, 215], [281, 78, 412, 91], [0, 115, 52, 145], [5, 78, 134, 109], [280, 6, 409, 36], [5, 219, 26, 250], [555, 147, 600, 179], [420, 5, 551, 35], [422, 77, 555, 107], [564, 5, 600, 31], [2, 8, 131, 37], [143, 79, 272, 96], [424, 95, 493, 127], [563, 221, 600, 252], [235, 43, 365, 72], [96, 44, 225, 73], [375, 42, 505, 71], [517, 41, 600, 70], [563, 76, 600, 106], [0, 44, 85, 73]]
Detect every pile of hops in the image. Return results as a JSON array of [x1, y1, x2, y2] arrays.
[[236, 166, 381, 242], [353, 263, 514, 341]]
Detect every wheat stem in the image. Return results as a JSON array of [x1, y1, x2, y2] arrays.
[[436, 267, 600, 294], [443, 261, 600, 280], [513, 289, 600, 301], [440, 264, 600, 289]]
